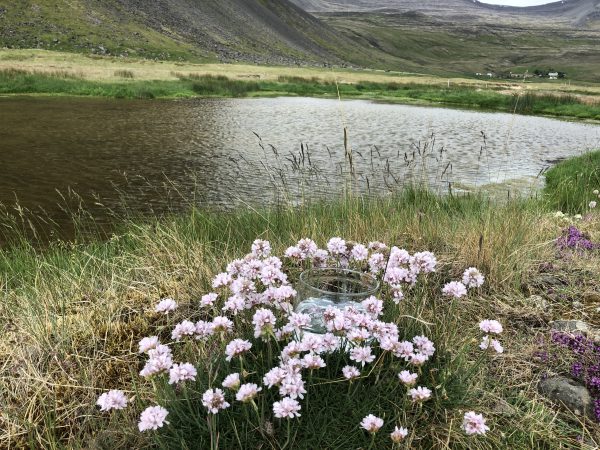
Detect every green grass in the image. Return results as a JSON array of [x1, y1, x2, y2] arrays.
[[544, 150, 600, 214], [2, 69, 600, 120], [1, 179, 599, 448]]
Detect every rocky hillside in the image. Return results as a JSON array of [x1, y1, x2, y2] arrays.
[[0, 0, 385, 65], [291, 0, 600, 27]]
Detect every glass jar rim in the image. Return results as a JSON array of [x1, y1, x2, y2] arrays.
[[298, 267, 380, 298]]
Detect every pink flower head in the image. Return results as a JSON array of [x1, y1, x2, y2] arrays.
[[302, 353, 326, 370], [211, 316, 234, 333], [171, 320, 196, 341], [409, 251, 437, 274], [225, 339, 252, 361], [200, 293, 218, 308], [462, 411, 489, 435], [251, 239, 271, 258], [263, 367, 286, 388], [479, 319, 503, 334], [155, 298, 177, 314], [390, 425, 409, 443], [351, 243, 369, 261], [413, 335, 436, 357], [368, 252, 386, 274], [327, 237, 347, 256], [168, 363, 197, 384], [236, 383, 262, 403], [360, 414, 384, 434], [222, 373, 241, 390], [138, 405, 169, 431], [96, 390, 128, 412], [410, 353, 428, 367], [442, 281, 467, 299], [462, 267, 485, 288], [342, 365, 360, 380], [212, 272, 232, 288], [252, 308, 277, 338], [361, 296, 383, 318], [138, 336, 160, 353], [202, 388, 230, 414], [349, 346, 376, 366], [398, 370, 418, 386], [590, 201, 597, 209], [479, 336, 503, 353], [408, 386, 432, 402], [273, 397, 301, 419], [389, 247, 411, 267], [297, 238, 318, 259]]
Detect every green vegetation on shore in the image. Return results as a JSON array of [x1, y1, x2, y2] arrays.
[[2, 68, 599, 120], [545, 151, 600, 213], [1, 151, 599, 448]]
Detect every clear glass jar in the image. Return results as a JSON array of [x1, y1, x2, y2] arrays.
[[295, 267, 380, 334]]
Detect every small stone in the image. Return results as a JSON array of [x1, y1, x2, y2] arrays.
[[538, 376, 594, 419], [583, 292, 600, 304], [525, 295, 549, 311], [550, 320, 590, 336], [491, 398, 516, 417]]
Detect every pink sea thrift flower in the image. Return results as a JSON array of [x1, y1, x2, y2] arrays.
[[297, 238, 318, 259], [442, 281, 467, 298], [360, 414, 384, 433], [462, 411, 489, 435], [155, 298, 177, 314], [590, 201, 597, 209], [368, 252, 386, 274], [342, 365, 360, 380], [409, 386, 432, 402], [390, 426, 409, 443], [212, 272, 232, 288], [349, 346, 376, 366], [273, 397, 301, 419], [263, 367, 286, 388], [96, 390, 128, 411], [251, 239, 271, 258], [236, 383, 262, 403], [398, 370, 418, 386], [212, 316, 234, 333], [200, 293, 218, 308], [138, 336, 159, 353], [168, 363, 197, 384], [327, 237, 347, 256], [409, 251, 437, 274], [138, 405, 169, 431], [171, 320, 196, 341], [225, 339, 252, 361], [222, 373, 241, 390], [202, 388, 230, 414], [462, 267, 485, 288], [252, 308, 277, 338], [351, 243, 369, 261], [480, 336, 504, 353], [479, 319, 503, 334], [302, 353, 326, 370]]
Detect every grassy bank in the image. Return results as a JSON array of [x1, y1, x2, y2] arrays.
[[1, 150, 599, 448], [2, 67, 600, 120], [544, 151, 600, 214]]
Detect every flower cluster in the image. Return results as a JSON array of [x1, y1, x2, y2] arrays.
[[96, 237, 492, 440], [550, 331, 600, 422], [556, 226, 599, 252], [479, 319, 504, 354], [442, 267, 485, 299]]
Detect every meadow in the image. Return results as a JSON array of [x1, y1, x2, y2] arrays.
[[1, 50, 600, 121], [0, 149, 599, 448]]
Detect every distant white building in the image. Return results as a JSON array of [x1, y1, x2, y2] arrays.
[[548, 72, 559, 79], [486, 72, 494, 78]]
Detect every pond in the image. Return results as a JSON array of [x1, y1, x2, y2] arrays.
[[1, 96, 598, 238]]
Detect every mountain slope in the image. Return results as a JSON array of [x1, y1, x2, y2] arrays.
[[291, 0, 600, 27], [0, 0, 385, 65]]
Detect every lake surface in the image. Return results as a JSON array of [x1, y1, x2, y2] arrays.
[[1, 96, 599, 238]]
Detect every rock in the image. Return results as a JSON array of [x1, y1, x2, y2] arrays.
[[525, 294, 550, 312], [551, 320, 590, 335], [491, 398, 516, 417], [538, 376, 594, 419], [583, 291, 600, 304]]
